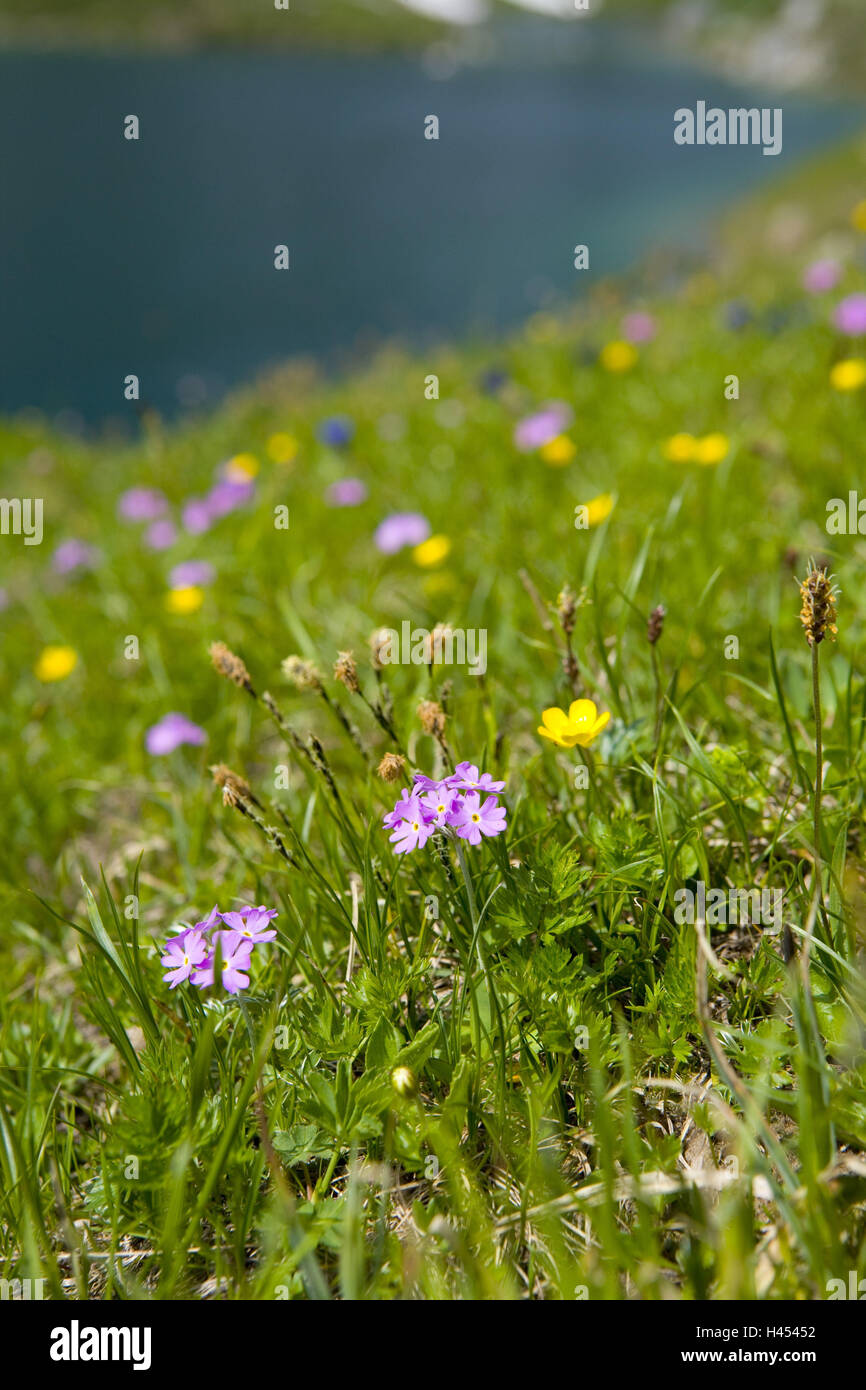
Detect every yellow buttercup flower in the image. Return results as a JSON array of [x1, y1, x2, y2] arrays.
[[413, 534, 451, 567], [575, 492, 615, 528], [266, 432, 299, 464], [694, 432, 729, 465], [166, 585, 204, 614], [35, 645, 78, 682], [538, 699, 610, 749], [540, 434, 576, 466], [851, 200, 866, 233], [664, 432, 697, 462], [830, 358, 866, 392], [600, 340, 638, 373], [225, 452, 259, 480]]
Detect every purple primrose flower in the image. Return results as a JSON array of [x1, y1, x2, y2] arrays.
[[145, 712, 207, 755]]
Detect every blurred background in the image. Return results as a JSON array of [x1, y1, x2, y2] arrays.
[[0, 0, 863, 429]]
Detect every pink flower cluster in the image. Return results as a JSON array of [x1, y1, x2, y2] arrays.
[[161, 904, 277, 994], [383, 762, 507, 854]]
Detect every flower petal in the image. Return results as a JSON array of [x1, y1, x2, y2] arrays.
[[567, 699, 598, 726], [541, 707, 570, 733]]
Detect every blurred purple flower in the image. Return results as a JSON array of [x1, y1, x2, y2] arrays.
[[834, 293, 866, 336], [480, 367, 508, 395], [318, 416, 354, 447], [145, 712, 207, 755], [52, 539, 97, 575], [327, 478, 367, 506], [803, 260, 841, 293], [182, 498, 213, 535], [514, 403, 572, 452], [169, 560, 215, 588], [723, 301, 752, 331], [144, 519, 178, 551], [118, 487, 168, 522], [207, 478, 254, 518], [374, 512, 431, 554], [622, 312, 656, 344]]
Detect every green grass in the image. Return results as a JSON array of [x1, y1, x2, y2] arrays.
[[2, 138, 866, 1300]]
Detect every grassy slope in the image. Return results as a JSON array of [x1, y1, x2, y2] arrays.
[[1, 139, 866, 1298]]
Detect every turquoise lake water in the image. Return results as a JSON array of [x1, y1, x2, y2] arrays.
[[1, 21, 862, 425]]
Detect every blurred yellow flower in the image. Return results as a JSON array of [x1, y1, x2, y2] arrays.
[[166, 585, 204, 614], [538, 699, 610, 749], [830, 358, 866, 392], [851, 200, 866, 233], [664, 432, 697, 462], [266, 432, 299, 464], [225, 452, 259, 480], [694, 432, 729, 465], [35, 645, 78, 682], [600, 340, 638, 373], [413, 534, 451, 567], [540, 434, 576, 466], [575, 492, 615, 527]]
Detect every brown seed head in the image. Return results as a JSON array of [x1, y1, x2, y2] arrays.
[[426, 623, 454, 665], [418, 699, 446, 737], [647, 605, 666, 645], [210, 762, 254, 809], [334, 650, 360, 693], [282, 654, 322, 691], [377, 752, 406, 783], [556, 585, 578, 637], [369, 627, 393, 672], [797, 560, 839, 646], [209, 641, 255, 695]]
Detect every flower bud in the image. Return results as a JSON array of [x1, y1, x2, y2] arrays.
[[647, 605, 666, 645], [391, 1065, 418, 1099]]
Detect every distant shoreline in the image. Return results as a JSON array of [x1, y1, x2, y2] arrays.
[[0, 3, 862, 94]]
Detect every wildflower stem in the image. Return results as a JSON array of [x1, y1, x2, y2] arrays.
[[651, 643, 663, 760], [453, 837, 479, 932], [453, 836, 487, 981], [809, 640, 832, 947], [811, 640, 823, 863], [318, 686, 373, 767]]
